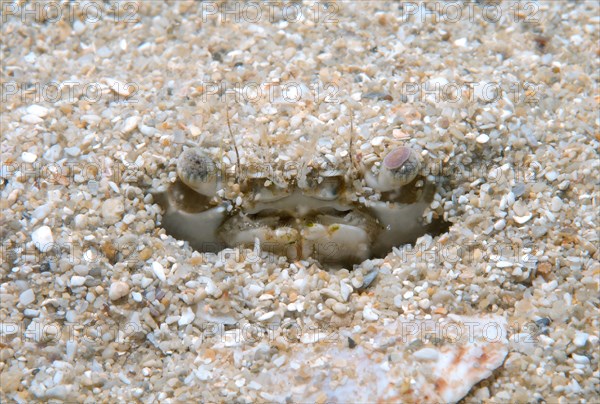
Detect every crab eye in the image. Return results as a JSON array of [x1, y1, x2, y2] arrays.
[[177, 147, 220, 197], [375, 146, 421, 191]]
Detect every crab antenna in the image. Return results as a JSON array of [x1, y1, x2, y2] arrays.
[[348, 107, 356, 174], [225, 105, 241, 183]]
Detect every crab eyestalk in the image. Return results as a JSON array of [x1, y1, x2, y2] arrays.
[[371, 147, 421, 192], [177, 147, 220, 197]]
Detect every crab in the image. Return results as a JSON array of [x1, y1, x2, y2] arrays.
[[153, 118, 436, 266]]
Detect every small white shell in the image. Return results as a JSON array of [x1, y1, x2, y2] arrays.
[[513, 213, 533, 224]]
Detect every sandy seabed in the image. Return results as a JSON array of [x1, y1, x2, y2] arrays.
[[1, 1, 599, 402]]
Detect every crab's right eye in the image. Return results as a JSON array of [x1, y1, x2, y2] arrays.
[[369, 146, 421, 192], [177, 147, 220, 197], [383, 147, 420, 181]]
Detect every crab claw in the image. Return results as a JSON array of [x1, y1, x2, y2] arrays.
[[367, 146, 421, 192], [177, 147, 220, 197]]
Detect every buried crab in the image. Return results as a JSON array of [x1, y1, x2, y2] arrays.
[[153, 115, 443, 266]]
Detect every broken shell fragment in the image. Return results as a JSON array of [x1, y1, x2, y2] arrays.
[[257, 314, 509, 403], [513, 213, 533, 224], [177, 147, 220, 197]]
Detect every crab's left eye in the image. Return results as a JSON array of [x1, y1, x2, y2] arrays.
[[371, 147, 421, 191], [177, 147, 220, 197]]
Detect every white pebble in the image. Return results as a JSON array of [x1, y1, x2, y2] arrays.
[[43, 144, 62, 162], [152, 261, 167, 282], [109, 281, 130, 300], [542, 280, 558, 292], [340, 282, 352, 302], [258, 311, 275, 321], [73, 20, 86, 34], [45, 385, 69, 400], [573, 332, 589, 347], [363, 305, 379, 321], [65, 310, 76, 322], [413, 348, 440, 361], [123, 214, 136, 225], [26, 104, 49, 117], [66, 341, 77, 361], [101, 197, 124, 225], [70, 276, 86, 287], [512, 200, 529, 216], [248, 381, 262, 390], [31, 205, 51, 222], [512, 267, 523, 278], [418, 298, 430, 310], [370, 136, 385, 147], [24, 52, 36, 64], [178, 307, 195, 326], [454, 37, 468, 47], [32, 225, 53, 250], [572, 354, 590, 364], [64, 147, 81, 157], [205, 281, 221, 298], [19, 289, 35, 306], [550, 196, 563, 212], [21, 114, 43, 124], [23, 309, 39, 317], [74, 265, 88, 276], [513, 213, 532, 224], [493, 219, 506, 231], [132, 292, 142, 302], [106, 78, 132, 96], [332, 302, 349, 314], [273, 355, 286, 367], [141, 277, 153, 289], [290, 114, 302, 128], [81, 114, 101, 125], [475, 134, 490, 144], [246, 284, 263, 297], [545, 171, 559, 181], [121, 116, 140, 134], [74, 214, 88, 229], [21, 152, 37, 163], [188, 124, 201, 137]]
